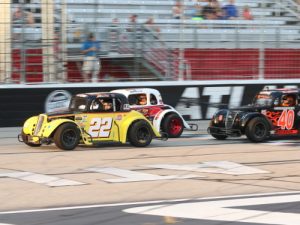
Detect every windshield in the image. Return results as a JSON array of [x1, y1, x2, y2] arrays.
[[69, 96, 89, 112], [128, 94, 147, 106], [253, 94, 274, 106]]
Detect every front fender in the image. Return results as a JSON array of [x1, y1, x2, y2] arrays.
[[22, 116, 39, 135], [42, 119, 78, 138], [153, 106, 190, 131], [118, 111, 160, 143], [240, 113, 272, 130]]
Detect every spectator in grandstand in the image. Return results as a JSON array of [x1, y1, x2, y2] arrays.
[[208, 0, 221, 10], [81, 33, 101, 82], [202, 5, 217, 20], [222, 0, 239, 20], [108, 18, 120, 53], [13, 6, 34, 26], [190, 3, 204, 20], [216, 7, 227, 20], [126, 14, 143, 49], [172, 0, 184, 19], [144, 17, 160, 38], [242, 5, 253, 20], [127, 14, 138, 32]]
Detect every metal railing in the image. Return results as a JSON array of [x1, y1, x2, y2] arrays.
[[277, 0, 300, 19]]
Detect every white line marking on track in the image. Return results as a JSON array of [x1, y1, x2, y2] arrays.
[[124, 193, 300, 225], [264, 140, 300, 146], [85, 167, 201, 183], [0, 171, 85, 187], [146, 161, 269, 175], [1, 191, 300, 215]]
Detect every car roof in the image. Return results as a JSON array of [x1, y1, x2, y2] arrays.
[[76, 92, 124, 97], [259, 88, 300, 96], [74, 92, 128, 102], [111, 88, 161, 96]]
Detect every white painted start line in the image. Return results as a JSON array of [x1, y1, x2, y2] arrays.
[[0, 161, 269, 186], [124, 193, 300, 225], [85, 167, 201, 183], [0, 171, 85, 187], [86, 161, 269, 183], [146, 161, 269, 175]]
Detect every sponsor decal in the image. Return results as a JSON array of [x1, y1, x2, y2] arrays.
[[82, 115, 87, 121], [76, 94, 87, 97], [275, 129, 298, 135], [96, 94, 110, 98], [115, 115, 122, 120], [45, 90, 72, 113], [123, 104, 130, 111], [274, 107, 295, 110]]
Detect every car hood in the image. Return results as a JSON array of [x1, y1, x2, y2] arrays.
[[230, 105, 270, 112], [46, 110, 75, 117]]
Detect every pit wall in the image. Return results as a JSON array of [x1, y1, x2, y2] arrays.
[[1, 80, 300, 127]]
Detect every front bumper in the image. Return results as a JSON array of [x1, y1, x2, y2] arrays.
[[18, 133, 52, 145], [207, 126, 242, 137]]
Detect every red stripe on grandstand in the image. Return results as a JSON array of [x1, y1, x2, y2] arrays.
[[183, 49, 300, 80], [11, 48, 300, 82]]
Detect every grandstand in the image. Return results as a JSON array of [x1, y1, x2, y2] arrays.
[[1, 0, 300, 83]]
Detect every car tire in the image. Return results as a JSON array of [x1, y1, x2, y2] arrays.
[[128, 120, 152, 147], [21, 131, 42, 147], [53, 123, 80, 150], [211, 133, 228, 140], [162, 113, 184, 138], [245, 117, 270, 142]]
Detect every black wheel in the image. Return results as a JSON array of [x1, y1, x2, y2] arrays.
[[128, 120, 152, 147], [54, 123, 80, 150], [211, 133, 228, 140], [21, 131, 42, 147], [162, 113, 184, 138], [245, 117, 270, 142]]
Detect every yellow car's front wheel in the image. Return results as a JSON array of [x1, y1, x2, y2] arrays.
[[54, 123, 80, 150]]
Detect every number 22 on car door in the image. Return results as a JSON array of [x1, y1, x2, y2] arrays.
[[88, 116, 114, 139]]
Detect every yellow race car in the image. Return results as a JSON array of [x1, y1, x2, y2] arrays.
[[19, 92, 166, 150]]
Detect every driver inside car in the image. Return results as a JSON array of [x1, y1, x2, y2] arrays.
[[282, 95, 295, 107], [100, 99, 113, 111], [137, 94, 147, 105]]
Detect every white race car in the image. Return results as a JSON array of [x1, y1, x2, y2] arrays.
[[111, 88, 196, 138]]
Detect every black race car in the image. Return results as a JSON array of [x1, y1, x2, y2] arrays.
[[208, 88, 300, 142]]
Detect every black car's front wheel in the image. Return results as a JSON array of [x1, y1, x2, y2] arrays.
[[54, 123, 80, 150], [128, 120, 152, 147], [245, 117, 270, 142]]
